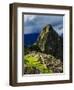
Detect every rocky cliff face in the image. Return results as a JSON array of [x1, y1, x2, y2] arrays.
[[36, 24, 63, 60]]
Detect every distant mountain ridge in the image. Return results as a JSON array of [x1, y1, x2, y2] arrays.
[[24, 32, 63, 47], [24, 33, 39, 47]]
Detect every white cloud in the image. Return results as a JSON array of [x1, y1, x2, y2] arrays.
[[24, 15, 63, 35], [53, 24, 63, 36], [24, 15, 36, 22]]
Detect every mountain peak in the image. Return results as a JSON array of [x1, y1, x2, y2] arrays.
[[36, 24, 63, 60], [46, 24, 53, 28]]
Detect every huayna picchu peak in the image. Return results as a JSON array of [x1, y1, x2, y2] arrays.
[[36, 24, 63, 60]]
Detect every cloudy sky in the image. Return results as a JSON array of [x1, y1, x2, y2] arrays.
[[24, 14, 63, 36]]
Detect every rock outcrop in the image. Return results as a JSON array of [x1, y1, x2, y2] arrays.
[[24, 51, 63, 74], [36, 24, 63, 60]]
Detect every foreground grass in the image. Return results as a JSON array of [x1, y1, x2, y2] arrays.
[[24, 53, 53, 74], [24, 51, 63, 74]]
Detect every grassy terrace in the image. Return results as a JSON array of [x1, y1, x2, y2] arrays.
[[24, 51, 63, 74]]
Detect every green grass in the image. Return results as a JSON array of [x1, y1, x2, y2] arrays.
[[24, 53, 53, 74]]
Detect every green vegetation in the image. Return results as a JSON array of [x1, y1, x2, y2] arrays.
[[24, 53, 53, 74], [24, 51, 63, 74]]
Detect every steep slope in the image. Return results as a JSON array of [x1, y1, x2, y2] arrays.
[[36, 24, 63, 60]]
